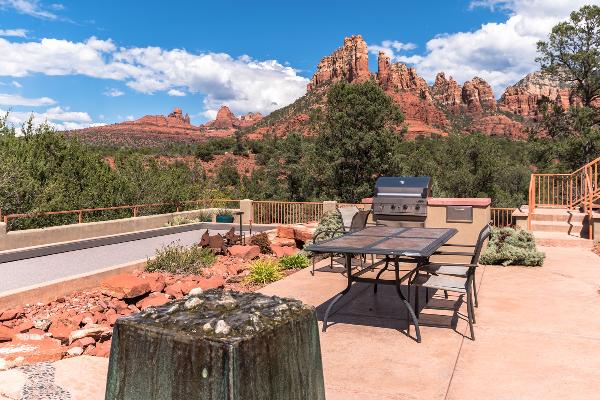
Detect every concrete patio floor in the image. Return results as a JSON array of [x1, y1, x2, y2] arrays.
[[1, 245, 599, 399]]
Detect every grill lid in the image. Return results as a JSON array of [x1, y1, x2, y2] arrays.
[[374, 176, 432, 198]]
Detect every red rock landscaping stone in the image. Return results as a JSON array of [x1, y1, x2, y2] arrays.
[[13, 320, 33, 333], [271, 245, 300, 258], [0, 306, 24, 321], [0, 337, 64, 370], [197, 275, 226, 290], [141, 273, 167, 293], [294, 225, 315, 242], [271, 237, 297, 247], [228, 245, 260, 260], [89, 340, 112, 357], [136, 293, 171, 310], [0, 325, 15, 342], [276, 225, 296, 239], [68, 324, 111, 344], [101, 274, 151, 300], [48, 323, 75, 343]]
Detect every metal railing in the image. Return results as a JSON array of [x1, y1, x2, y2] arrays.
[[252, 201, 323, 225], [528, 156, 599, 237], [490, 207, 514, 228], [2, 199, 240, 231]]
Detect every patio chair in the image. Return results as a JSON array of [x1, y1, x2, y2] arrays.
[[408, 223, 491, 340], [311, 209, 372, 275]]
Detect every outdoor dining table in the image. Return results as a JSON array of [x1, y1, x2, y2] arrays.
[[305, 226, 457, 343]]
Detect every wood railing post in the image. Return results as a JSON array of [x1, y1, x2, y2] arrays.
[[528, 175, 535, 231], [133, 207, 138, 218], [78, 210, 83, 224]]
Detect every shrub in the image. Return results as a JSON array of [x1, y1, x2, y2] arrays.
[[278, 253, 309, 270], [246, 259, 282, 284], [166, 216, 200, 226], [146, 241, 216, 274], [480, 227, 545, 266], [216, 208, 234, 217], [250, 232, 272, 254], [303, 211, 344, 254]]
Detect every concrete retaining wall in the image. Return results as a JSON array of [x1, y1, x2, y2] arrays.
[[0, 208, 240, 252]]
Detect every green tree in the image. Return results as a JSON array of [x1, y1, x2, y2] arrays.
[[315, 80, 405, 202], [536, 5, 600, 107]]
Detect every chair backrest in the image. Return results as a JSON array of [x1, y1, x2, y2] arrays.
[[337, 206, 359, 231], [471, 223, 492, 265], [349, 210, 371, 232]]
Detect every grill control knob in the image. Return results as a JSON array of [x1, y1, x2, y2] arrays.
[[390, 204, 396, 210], [415, 205, 420, 211], [402, 204, 408, 210]]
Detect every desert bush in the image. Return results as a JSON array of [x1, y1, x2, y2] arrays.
[[250, 232, 272, 254], [278, 253, 309, 270], [303, 211, 344, 254], [166, 216, 200, 226], [146, 241, 216, 274], [480, 227, 545, 266], [246, 258, 282, 284]]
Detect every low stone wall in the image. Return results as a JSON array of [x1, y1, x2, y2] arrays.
[[0, 208, 240, 252]]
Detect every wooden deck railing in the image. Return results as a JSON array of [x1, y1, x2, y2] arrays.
[[528, 156, 599, 237], [252, 201, 323, 225], [1, 199, 240, 231], [490, 207, 515, 228]]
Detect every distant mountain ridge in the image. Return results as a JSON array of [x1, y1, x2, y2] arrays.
[[72, 34, 582, 146]]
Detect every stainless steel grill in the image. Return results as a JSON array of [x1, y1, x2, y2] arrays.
[[372, 176, 432, 227]]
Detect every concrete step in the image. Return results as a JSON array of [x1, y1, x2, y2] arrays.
[[534, 231, 594, 248], [531, 221, 585, 235], [529, 211, 586, 223]]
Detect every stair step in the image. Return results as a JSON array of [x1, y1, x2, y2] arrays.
[[529, 213, 587, 223], [531, 221, 585, 235]]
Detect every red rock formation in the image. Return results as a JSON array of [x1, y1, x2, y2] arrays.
[[499, 71, 575, 117], [468, 115, 525, 139], [211, 106, 238, 129], [432, 72, 462, 111], [377, 52, 431, 100], [462, 77, 496, 113], [307, 35, 370, 90]]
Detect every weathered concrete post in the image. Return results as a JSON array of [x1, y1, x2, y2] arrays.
[[0, 222, 6, 241], [105, 289, 326, 400], [322, 201, 337, 215], [239, 199, 253, 225]]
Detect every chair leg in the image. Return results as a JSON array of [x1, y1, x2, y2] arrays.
[[444, 290, 448, 299], [414, 286, 419, 318], [466, 283, 475, 340], [312, 257, 315, 276], [472, 272, 479, 307]]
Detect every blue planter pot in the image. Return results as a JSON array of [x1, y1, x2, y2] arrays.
[[216, 215, 234, 223]]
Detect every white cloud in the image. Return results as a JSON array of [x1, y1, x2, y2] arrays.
[[0, 92, 55, 106], [375, 0, 600, 96], [167, 88, 186, 96], [0, 106, 103, 130], [0, 28, 27, 37], [11, 80, 21, 88], [125, 115, 134, 121], [0, 36, 308, 116], [103, 88, 124, 97], [368, 40, 417, 58], [0, 0, 58, 20]]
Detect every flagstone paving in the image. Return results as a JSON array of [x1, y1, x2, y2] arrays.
[[0, 245, 599, 399]]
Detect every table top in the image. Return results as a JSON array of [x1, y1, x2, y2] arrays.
[[305, 226, 457, 257]]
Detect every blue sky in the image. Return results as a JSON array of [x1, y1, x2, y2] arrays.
[[0, 0, 597, 129]]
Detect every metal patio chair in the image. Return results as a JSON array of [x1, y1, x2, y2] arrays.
[[311, 209, 372, 275], [408, 223, 491, 340]]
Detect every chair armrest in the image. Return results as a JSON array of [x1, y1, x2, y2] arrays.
[[439, 244, 477, 248], [312, 229, 345, 243]]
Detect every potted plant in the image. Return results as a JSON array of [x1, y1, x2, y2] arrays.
[[215, 208, 234, 223]]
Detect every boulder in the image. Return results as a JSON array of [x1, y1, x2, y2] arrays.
[[0, 325, 15, 342], [141, 273, 166, 293], [68, 324, 111, 344], [136, 293, 171, 310], [0, 337, 64, 370], [228, 245, 260, 260], [101, 274, 151, 300], [197, 275, 226, 290], [277, 225, 296, 239], [48, 323, 75, 343], [271, 237, 296, 247], [271, 245, 299, 258], [0, 306, 23, 321]]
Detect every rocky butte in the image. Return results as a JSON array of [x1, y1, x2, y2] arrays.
[[72, 106, 263, 146]]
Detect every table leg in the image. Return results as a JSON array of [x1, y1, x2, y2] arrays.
[[373, 257, 390, 294], [394, 257, 421, 343], [323, 253, 353, 332]]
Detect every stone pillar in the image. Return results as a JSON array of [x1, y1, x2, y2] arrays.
[[322, 201, 337, 215], [239, 199, 253, 225], [0, 222, 6, 251], [105, 289, 326, 400]]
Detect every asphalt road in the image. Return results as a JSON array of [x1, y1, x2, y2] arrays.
[[0, 225, 269, 293]]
